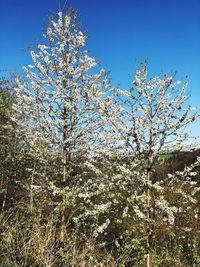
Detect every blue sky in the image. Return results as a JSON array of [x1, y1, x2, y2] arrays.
[[0, 0, 200, 133]]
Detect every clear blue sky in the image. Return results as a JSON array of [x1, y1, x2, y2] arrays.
[[0, 0, 200, 133]]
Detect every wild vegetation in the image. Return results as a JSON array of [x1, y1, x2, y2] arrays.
[[0, 7, 200, 267]]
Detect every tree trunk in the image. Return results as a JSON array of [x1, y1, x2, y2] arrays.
[[146, 170, 151, 267], [60, 146, 68, 242], [29, 162, 36, 213], [60, 105, 68, 242], [147, 101, 153, 267], [1, 176, 8, 210]]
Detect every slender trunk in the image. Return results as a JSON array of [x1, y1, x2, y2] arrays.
[[63, 146, 68, 183], [147, 98, 153, 267], [60, 208, 65, 242], [30, 186, 33, 213], [2, 176, 8, 210], [60, 145, 68, 242], [30, 171, 34, 213], [60, 105, 68, 242], [146, 170, 151, 267], [29, 162, 36, 213]]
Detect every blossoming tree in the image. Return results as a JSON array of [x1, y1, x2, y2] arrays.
[[98, 63, 200, 266], [14, 9, 110, 241]]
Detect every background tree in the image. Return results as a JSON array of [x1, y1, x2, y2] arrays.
[[0, 77, 16, 210], [0, 76, 25, 210], [0, 76, 41, 212]]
